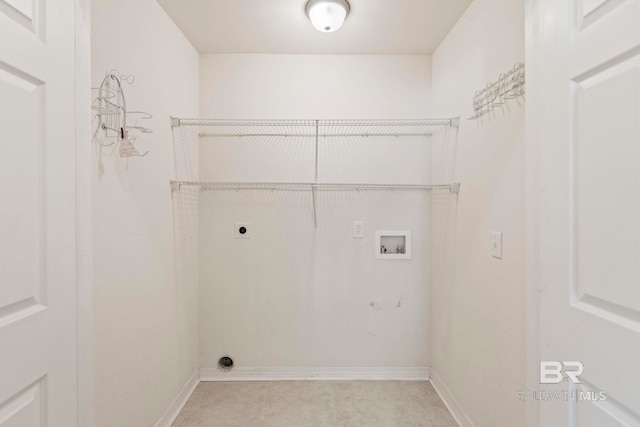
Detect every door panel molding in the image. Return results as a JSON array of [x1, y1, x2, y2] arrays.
[[577, 0, 632, 30], [0, 377, 46, 427], [572, 379, 640, 426], [0, 0, 45, 40]]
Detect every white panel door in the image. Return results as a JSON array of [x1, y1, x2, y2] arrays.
[[531, 0, 640, 425], [0, 1, 78, 426]]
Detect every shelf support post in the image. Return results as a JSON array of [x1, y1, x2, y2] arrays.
[[314, 120, 319, 181], [311, 185, 318, 229], [312, 120, 319, 229]]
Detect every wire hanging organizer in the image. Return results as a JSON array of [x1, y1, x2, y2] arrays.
[[468, 63, 525, 120], [92, 70, 153, 158], [170, 117, 461, 228]]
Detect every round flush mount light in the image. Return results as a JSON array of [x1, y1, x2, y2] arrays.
[[305, 0, 351, 33]]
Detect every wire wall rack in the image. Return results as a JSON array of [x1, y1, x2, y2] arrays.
[[469, 63, 525, 120], [170, 117, 461, 228], [92, 70, 153, 158]]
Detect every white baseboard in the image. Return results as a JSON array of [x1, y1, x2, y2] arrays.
[[155, 370, 199, 427], [429, 369, 476, 427], [199, 367, 430, 382]]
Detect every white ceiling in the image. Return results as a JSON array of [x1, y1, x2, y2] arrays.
[[155, 0, 473, 55]]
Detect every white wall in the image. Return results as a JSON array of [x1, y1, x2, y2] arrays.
[[91, 0, 199, 425], [200, 54, 431, 119], [430, 0, 526, 426], [198, 54, 434, 372]]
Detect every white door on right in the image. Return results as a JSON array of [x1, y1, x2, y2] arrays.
[[532, 0, 640, 425]]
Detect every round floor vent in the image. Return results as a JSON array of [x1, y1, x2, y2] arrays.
[[218, 356, 234, 371]]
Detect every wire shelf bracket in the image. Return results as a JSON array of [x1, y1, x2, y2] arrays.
[[170, 117, 181, 128]]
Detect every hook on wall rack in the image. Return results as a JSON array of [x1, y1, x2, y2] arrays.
[[468, 62, 525, 121], [92, 70, 153, 158]]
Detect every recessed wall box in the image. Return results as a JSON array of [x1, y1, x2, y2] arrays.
[[376, 231, 411, 260]]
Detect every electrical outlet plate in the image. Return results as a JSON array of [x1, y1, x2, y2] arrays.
[[235, 222, 251, 239], [352, 221, 364, 238], [491, 231, 502, 259]]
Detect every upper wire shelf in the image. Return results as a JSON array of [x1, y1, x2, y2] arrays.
[[171, 118, 459, 138]]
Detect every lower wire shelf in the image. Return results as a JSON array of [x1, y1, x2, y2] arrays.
[[171, 180, 460, 228], [170, 180, 460, 193]]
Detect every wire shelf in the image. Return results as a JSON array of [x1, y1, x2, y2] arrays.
[[172, 118, 459, 138], [171, 180, 460, 193], [171, 117, 461, 228]]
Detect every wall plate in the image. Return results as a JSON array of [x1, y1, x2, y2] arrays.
[[353, 221, 364, 238], [491, 231, 502, 259], [235, 222, 251, 239]]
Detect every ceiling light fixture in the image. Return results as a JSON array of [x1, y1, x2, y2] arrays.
[[305, 0, 351, 33]]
